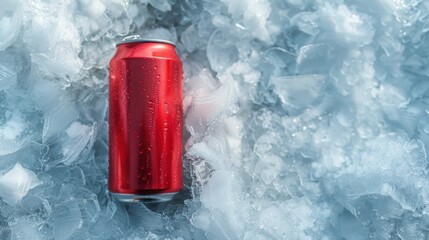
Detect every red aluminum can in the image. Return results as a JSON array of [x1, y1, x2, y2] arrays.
[[108, 38, 183, 202]]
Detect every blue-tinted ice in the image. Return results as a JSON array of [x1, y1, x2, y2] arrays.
[[1, 0, 429, 239]]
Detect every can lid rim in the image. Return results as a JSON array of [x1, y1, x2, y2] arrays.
[[116, 38, 176, 46]]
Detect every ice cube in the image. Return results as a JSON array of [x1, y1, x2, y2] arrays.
[[0, 111, 30, 156], [270, 74, 328, 110], [0, 163, 42, 206], [23, 1, 82, 81], [290, 12, 320, 37]]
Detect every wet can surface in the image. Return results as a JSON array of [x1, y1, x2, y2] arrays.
[[108, 39, 183, 202]]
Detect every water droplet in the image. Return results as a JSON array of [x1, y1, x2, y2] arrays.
[[164, 103, 169, 113]]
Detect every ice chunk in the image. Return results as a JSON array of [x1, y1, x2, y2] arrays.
[[0, 65, 16, 90], [65, 122, 97, 154], [223, 116, 243, 166], [377, 83, 409, 107], [30, 42, 83, 81], [321, 4, 375, 44], [149, 0, 171, 12], [0, 163, 42, 206], [23, 1, 82, 81], [91, 199, 129, 239], [290, 12, 320, 37], [42, 102, 79, 143], [105, 0, 131, 37], [185, 82, 235, 138], [0, 215, 11, 240], [254, 131, 285, 157], [270, 74, 328, 110], [207, 30, 238, 73], [0, 0, 22, 51], [186, 68, 218, 91], [50, 200, 83, 240], [75, 0, 112, 41], [50, 197, 100, 240], [47, 122, 97, 168], [181, 25, 202, 53], [11, 217, 43, 240], [0, 142, 46, 180], [218, 0, 275, 42], [263, 47, 295, 68], [241, 0, 274, 42], [296, 44, 335, 74], [254, 154, 283, 185]]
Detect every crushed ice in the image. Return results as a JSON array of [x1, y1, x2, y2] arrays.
[[0, 0, 429, 239]]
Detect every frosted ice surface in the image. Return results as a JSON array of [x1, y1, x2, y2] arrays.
[[0, 163, 42, 206], [2, 0, 429, 239], [22, 1, 83, 81]]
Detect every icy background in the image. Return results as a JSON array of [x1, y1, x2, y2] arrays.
[[1, 0, 429, 239]]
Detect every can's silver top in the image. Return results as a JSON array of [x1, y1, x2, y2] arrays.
[[116, 35, 175, 46]]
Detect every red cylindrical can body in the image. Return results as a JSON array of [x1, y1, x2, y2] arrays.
[[108, 40, 183, 202]]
